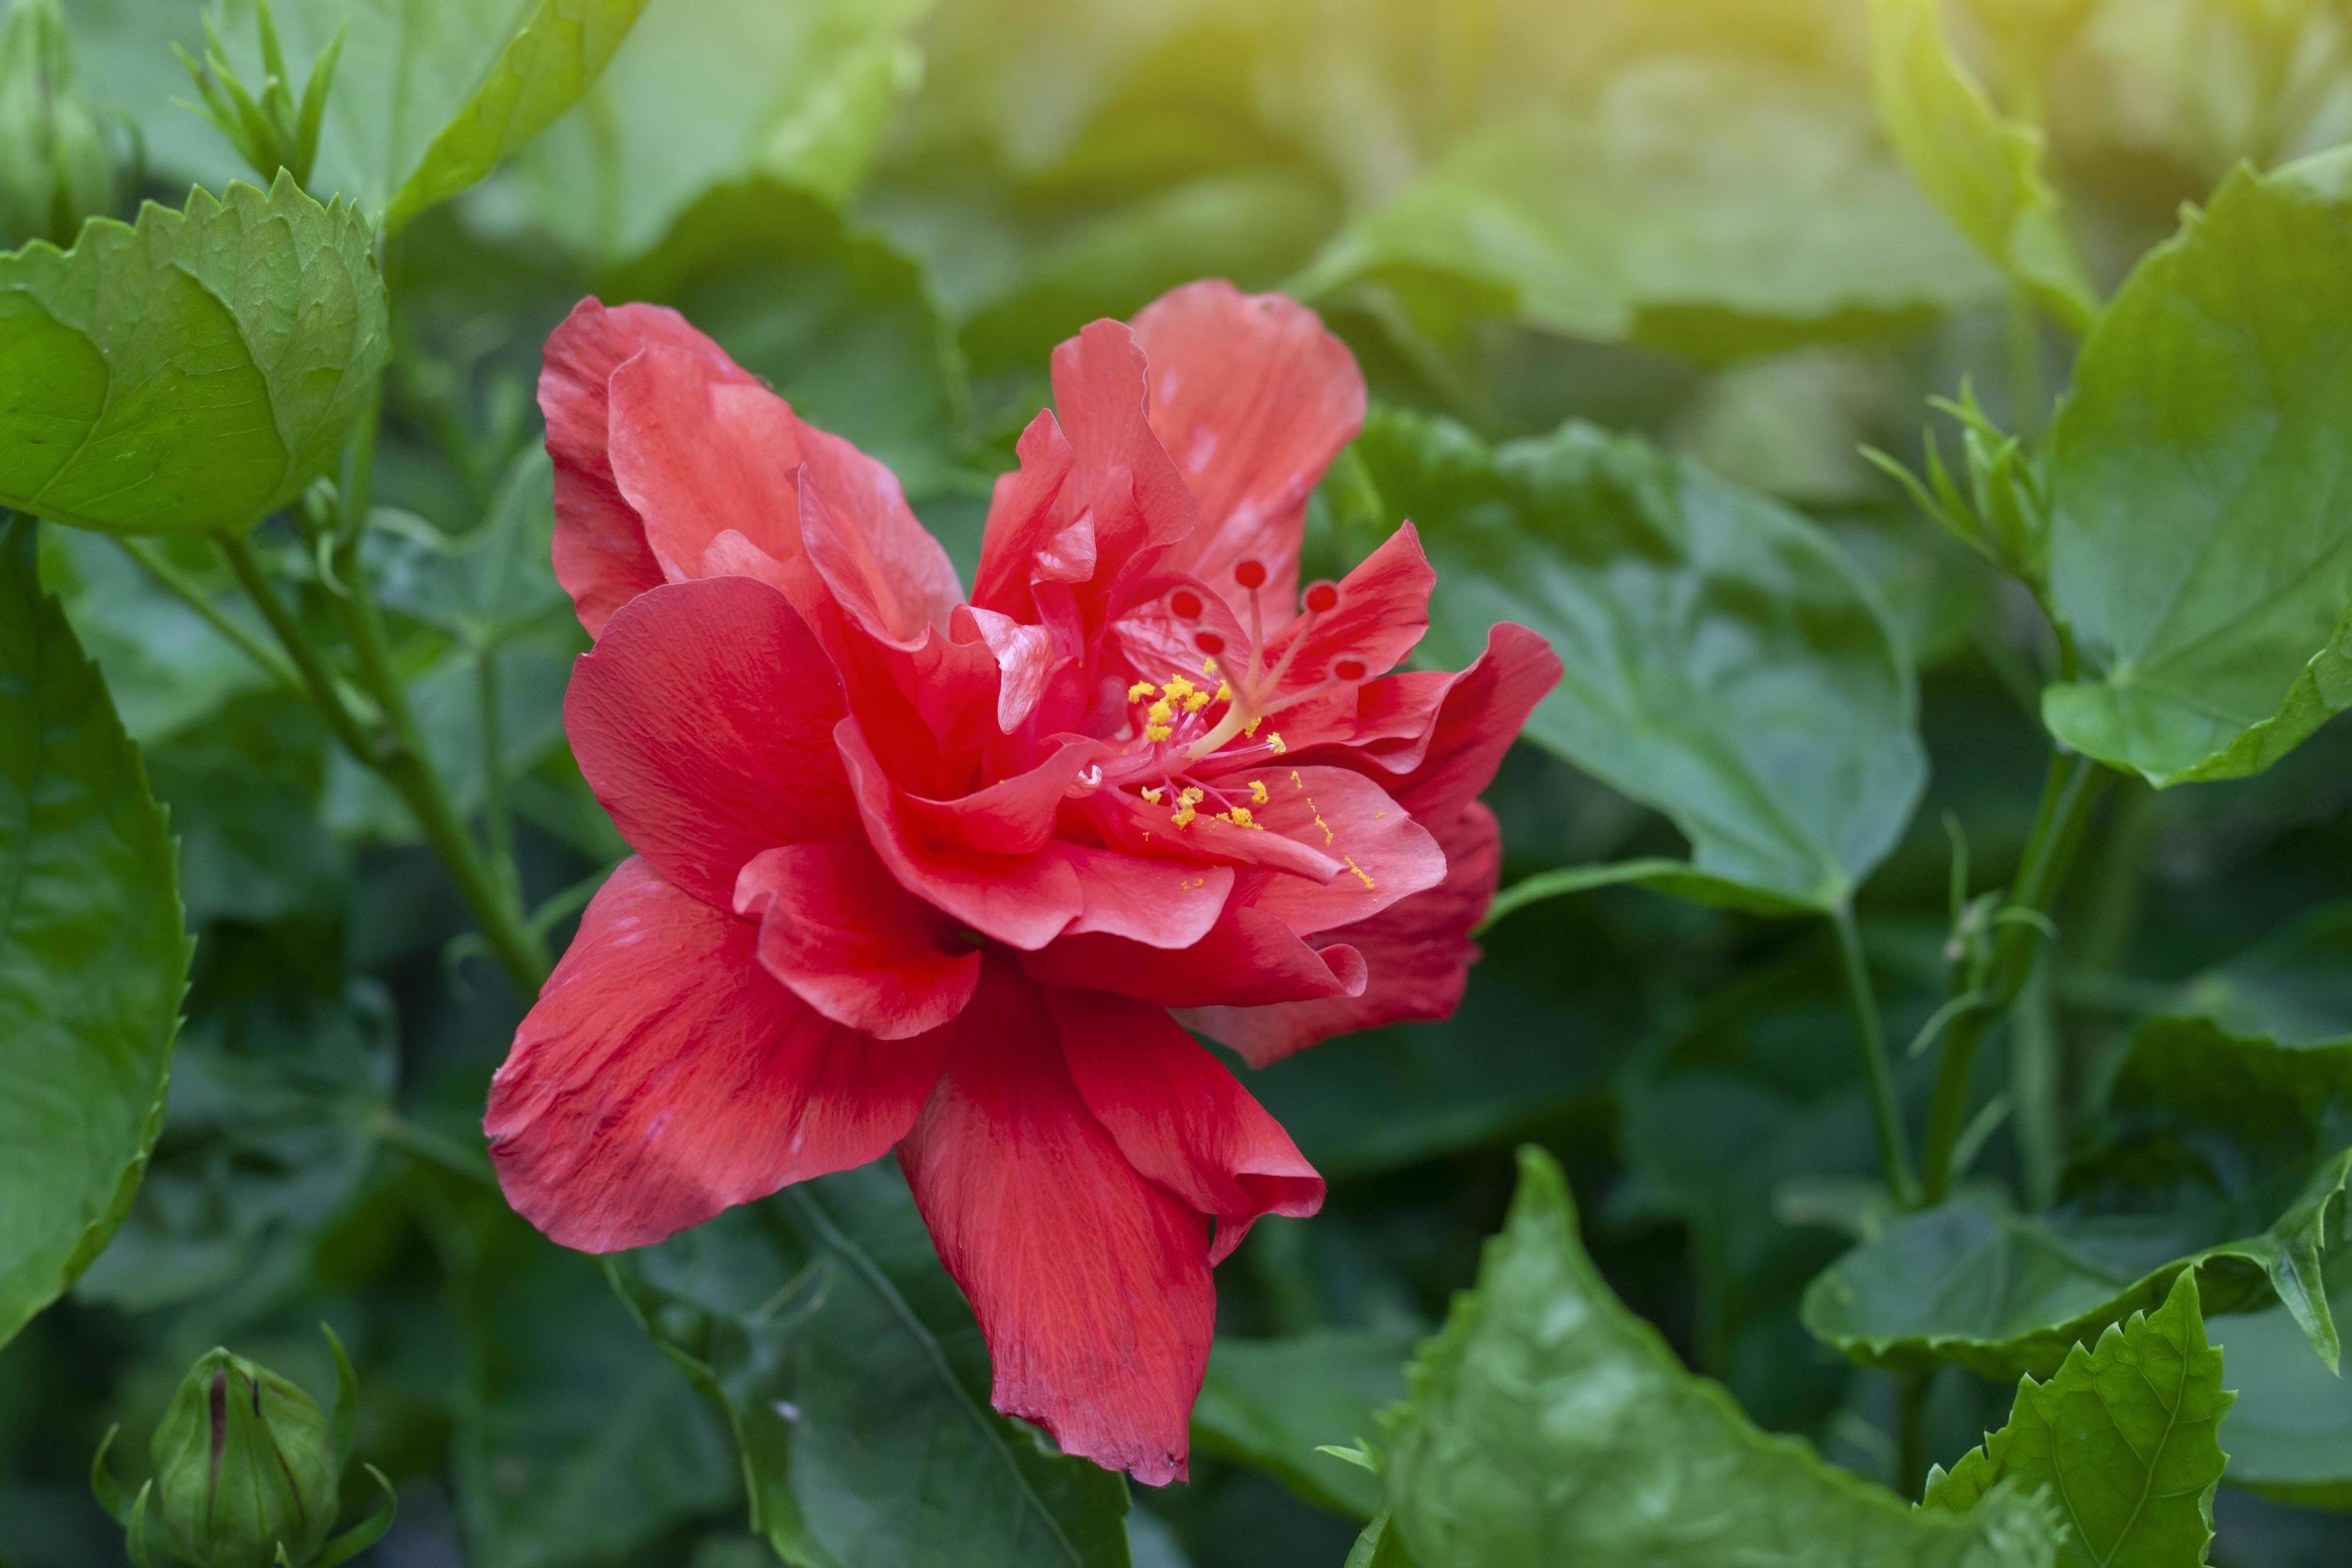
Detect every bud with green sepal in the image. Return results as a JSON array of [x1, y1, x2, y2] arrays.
[[174, 0, 342, 190], [92, 1325, 395, 1568], [0, 0, 130, 248]]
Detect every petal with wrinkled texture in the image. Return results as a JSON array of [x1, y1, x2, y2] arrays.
[[736, 842, 981, 1040], [898, 961, 1214, 1486], [1245, 766, 1446, 935], [486, 859, 948, 1251], [1050, 987, 1323, 1261], [1019, 905, 1368, 1010], [567, 577, 854, 910]]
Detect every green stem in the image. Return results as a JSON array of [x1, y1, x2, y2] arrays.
[[375, 1110, 498, 1190], [1895, 1370, 1932, 1502], [115, 536, 304, 691], [475, 640, 518, 905], [215, 534, 380, 762], [1831, 906, 1919, 1207], [1919, 751, 2108, 1203]]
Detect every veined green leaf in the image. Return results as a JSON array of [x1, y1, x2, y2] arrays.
[[1295, 58, 1999, 358], [1355, 406, 1926, 914], [610, 1162, 1133, 1568], [1869, 0, 2099, 334], [2042, 150, 2352, 785], [2210, 1245, 2352, 1510], [0, 517, 191, 1348], [1377, 1148, 2060, 1566], [1925, 1271, 2231, 1568], [0, 175, 385, 538]]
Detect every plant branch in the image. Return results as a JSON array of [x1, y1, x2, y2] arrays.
[[1831, 905, 1919, 1208], [215, 534, 380, 762], [115, 536, 305, 692], [1918, 750, 2109, 1203]]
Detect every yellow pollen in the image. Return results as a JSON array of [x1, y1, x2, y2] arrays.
[[1172, 802, 1198, 828], [1178, 787, 1205, 806], [1344, 855, 1375, 890], [1146, 699, 1174, 726], [1126, 680, 1157, 703], [1163, 675, 1198, 702], [1182, 690, 1209, 713], [1243, 716, 1262, 738], [1201, 657, 1219, 678], [1266, 732, 1287, 755], [1145, 724, 1174, 742], [1220, 806, 1261, 830], [1289, 770, 1304, 787], [1141, 786, 1164, 803], [1248, 779, 1269, 805], [1214, 681, 1232, 702]]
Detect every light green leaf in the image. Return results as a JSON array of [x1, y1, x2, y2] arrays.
[[1344, 1514, 1416, 1568], [1803, 1016, 2352, 1379], [602, 179, 969, 493], [0, 175, 385, 538], [0, 517, 191, 1349], [610, 1163, 1133, 1568], [1193, 1328, 1418, 1520], [2041, 150, 2352, 785], [2211, 1245, 2352, 1510], [1924, 1271, 2231, 1568], [1355, 406, 1926, 913], [1378, 1148, 2060, 1567], [1868, 0, 2100, 334], [518, 0, 930, 263], [1295, 58, 1999, 358]]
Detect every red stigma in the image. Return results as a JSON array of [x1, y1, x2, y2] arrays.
[[1302, 581, 1339, 614], [1233, 559, 1267, 590], [1194, 630, 1226, 654], [1170, 588, 1204, 619], [1334, 658, 1367, 681]]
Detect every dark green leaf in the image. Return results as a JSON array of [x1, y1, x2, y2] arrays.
[[1355, 406, 1926, 912], [610, 1162, 1134, 1568], [1924, 1271, 2231, 1568], [1295, 59, 1998, 358], [0, 175, 386, 538], [2211, 1247, 2352, 1510], [367, 448, 567, 648], [0, 516, 190, 1347], [2042, 150, 2352, 785], [1378, 1148, 2060, 1566], [1193, 1327, 1417, 1520]]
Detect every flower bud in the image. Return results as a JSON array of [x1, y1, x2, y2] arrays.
[[150, 1348, 339, 1568], [0, 0, 124, 249]]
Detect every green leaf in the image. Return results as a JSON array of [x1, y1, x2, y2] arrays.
[[1354, 406, 1926, 913], [367, 448, 568, 649], [2210, 1246, 2352, 1509], [518, 0, 931, 262], [1294, 58, 1999, 358], [2041, 150, 2352, 785], [1924, 1271, 2232, 1568], [0, 175, 386, 538], [1344, 1514, 1417, 1568], [610, 1162, 1134, 1568], [1377, 1148, 2061, 1567], [457, 1219, 738, 1568], [602, 179, 970, 493], [1802, 1014, 2352, 1379], [1193, 1327, 1418, 1520], [1868, 0, 2100, 334], [0, 516, 190, 1349]]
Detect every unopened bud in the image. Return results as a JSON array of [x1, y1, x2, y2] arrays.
[[0, 0, 125, 248], [151, 1348, 339, 1568]]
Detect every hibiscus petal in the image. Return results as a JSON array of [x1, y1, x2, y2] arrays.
[[541, 298, 755, 636], [1052, 319, 1196, 554], [737, 842, 982, 1041], [1382, 622, 1564, 815], [898, 962, 1212, 1485], [568, 577, 854, 910], [1058, 843, 1234, 950], [794, 459, 963, 650], [894, 737, 1102, 857], [1020, 905, 1368, 1010], [606, 346, 810, 584], [1050, 987, 1323, 1263], [1133, 280, 1365, 613], [973, 410, 1079, 618], [1261, 523, 1435, 689], [837, 717, 1084, 950], [486, 858, 949, 1251], [1248, 766, 1446, 934], [1182, 802, 1502, 1066]]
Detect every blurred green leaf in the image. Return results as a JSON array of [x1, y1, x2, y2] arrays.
[[366, 448, 566, 648], [40, 529, 278, 743], [0, 174, 386, 538], [1296, 58, 1999, 359], [0, 516, 190, 1349], [2211, 1247, 2352, 1510], [1356, 406, 1926, 913], [611, 1162, 1134, 1568], [1803, 1014, 2352, 1379], [458, 1220, 738, 1568], [75, 982, 391, 1314], [1924, 1271, 2230, 1568], [604, 179, 969, 491], [1868, 0, 2099, 334], [1193, 1327, 1417, 1521], [1377, 1148, 2061, 1567], [2042, 150, 2352, 785], [519, 0, 930, 262], [147, 694, 345, 926]]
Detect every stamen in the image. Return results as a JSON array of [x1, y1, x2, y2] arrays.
[[1234, 559, 1267, 590]]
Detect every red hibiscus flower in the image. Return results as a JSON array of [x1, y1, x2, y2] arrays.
[[484, 280, 1562, 1484]]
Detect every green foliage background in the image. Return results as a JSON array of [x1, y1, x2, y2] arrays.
[[10, 0, 2352, 1564]]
